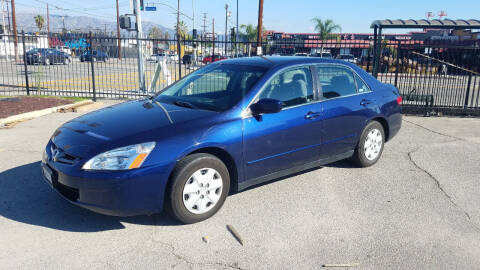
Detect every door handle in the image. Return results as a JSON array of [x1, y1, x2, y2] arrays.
[[305, 111, 320, 120], [360, 99, 373, 106]]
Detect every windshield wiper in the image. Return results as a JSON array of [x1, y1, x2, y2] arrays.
[[173, 100, 195, 109]]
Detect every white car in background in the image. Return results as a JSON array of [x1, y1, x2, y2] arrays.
[[169, 53, 179, 62], [54, 46, 72, 56]]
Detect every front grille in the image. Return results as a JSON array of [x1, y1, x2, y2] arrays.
[[50, 142, 78, 165]]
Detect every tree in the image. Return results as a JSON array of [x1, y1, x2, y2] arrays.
[[240, 24, 257, 42], [240, 24, 266, 56], [34, 15, 45, 33], [175, 21, 189, 39], [148, 26, 163, 39], [311, 18, 341, 55]]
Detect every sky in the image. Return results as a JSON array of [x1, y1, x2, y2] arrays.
[[9, 0, 480, 34]]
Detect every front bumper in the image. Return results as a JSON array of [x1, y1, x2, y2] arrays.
[[41, 146, 172, 216]]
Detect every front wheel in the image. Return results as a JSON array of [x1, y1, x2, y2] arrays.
[[350, 121, 385, 167], [166, 153, 230, 224]]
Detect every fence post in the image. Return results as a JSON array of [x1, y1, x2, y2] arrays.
[[88, 32, 96, 101], [21, 31, 30, 95], [394, 43, 400, 88], [464, 73, 472, 109]]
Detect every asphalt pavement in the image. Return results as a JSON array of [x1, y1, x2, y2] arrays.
[[1, 101, 480, 269]]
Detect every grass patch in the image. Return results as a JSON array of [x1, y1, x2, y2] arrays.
[[0, 95, 89, 102]]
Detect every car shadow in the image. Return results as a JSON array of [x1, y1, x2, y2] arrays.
[[322, 159, 357, 169], [0, 161, 181, 232], [235, 159, 357, 192]]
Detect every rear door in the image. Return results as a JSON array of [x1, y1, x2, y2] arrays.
[[315, 64, 379, 158]]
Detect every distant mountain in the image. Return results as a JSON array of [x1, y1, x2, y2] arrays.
[[15, 12, 174, 37]]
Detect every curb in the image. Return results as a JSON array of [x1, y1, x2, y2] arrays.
[[0, 100, 93, 128]]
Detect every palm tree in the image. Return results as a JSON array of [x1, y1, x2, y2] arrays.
[[176, 21, 189, 39], [240, 24, 266, 56], [148, 26, 163, 39], [311, 18, 341, 56], [34, 15, 45, 33]]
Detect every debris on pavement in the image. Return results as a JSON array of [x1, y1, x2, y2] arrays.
[[202, 236, 209, 243], [322, 263, 360, 267], [226, 224, 244, 246]]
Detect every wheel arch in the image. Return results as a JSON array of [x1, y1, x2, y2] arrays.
[[369, 116, 390, 142], [168, 146, 239, 193]]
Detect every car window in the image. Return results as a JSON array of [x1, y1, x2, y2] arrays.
[[316, 65, 357, 99], [182, 69, 230, 95], [354, 73, 371, 93], [158, 63, 267, 111], [258, 67, 314, 107]]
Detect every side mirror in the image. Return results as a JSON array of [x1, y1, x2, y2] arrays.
[[250, 98, 283, 115]]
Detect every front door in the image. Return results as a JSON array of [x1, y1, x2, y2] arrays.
[[243, 66, 322, 181]]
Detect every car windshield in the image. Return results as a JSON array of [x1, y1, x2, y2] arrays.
[[156, 63, 267, 111], [339, 55, 354, 59]]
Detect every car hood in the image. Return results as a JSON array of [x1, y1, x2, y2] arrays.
[[51, 100, 218, 158]]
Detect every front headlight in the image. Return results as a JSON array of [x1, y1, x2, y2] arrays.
[[82, 142, 156, 171]]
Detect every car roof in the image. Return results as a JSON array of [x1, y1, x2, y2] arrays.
[[218, 56, 356, 69]]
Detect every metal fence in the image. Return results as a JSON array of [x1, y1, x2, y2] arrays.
[[1, 32, 479, 116]]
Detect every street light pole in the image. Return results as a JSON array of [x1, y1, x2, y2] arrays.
[[1, 0, 8, 60], [256, 0, 263, 55], [236, 0, 238, 57], [176, 0, 181, 78], [134, 0, 146, 92], [10, 0, 18, 61], [116, 0, 121, 59], [224, 4, 228, 56]]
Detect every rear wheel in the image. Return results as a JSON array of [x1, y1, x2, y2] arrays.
[[350, 121, 385, 167], [166, 153, 230, 224]]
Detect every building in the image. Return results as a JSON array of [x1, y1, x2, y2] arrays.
[[0, 34, 48, 59], [265, 29, 479, 57]]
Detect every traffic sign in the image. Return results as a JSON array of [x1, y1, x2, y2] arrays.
[[145, 6, 156, 11]]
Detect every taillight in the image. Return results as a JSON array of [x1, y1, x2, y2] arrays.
[[396, 96, 403, 104]]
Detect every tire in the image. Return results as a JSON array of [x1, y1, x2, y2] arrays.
[[44, 58, 50, 65], [350, 121, 385, 167], [166, 153, 230, 224]]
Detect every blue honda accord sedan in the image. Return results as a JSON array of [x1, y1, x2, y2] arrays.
[[41, 57, 402, 223]]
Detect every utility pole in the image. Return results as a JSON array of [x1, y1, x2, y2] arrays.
[[192, 0, 196, 65], [236, 0, 238, 57], [11, 0, 18, 61], [202, 13, 207, 36], [116, 0, 121, 59], [212, 18, 215, 61], [6, 0, 10, 32], [224, 4, 228, 56], [134, 0, 146, 92], [176, 0, 181, 78], [47, 3, 50, 46], [256, 0, 263, 55], [61, 16, 66, 32], [1, 0, 8, 60]]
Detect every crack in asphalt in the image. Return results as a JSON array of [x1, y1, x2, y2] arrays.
[[150, 215, 246, 270], [402, 119, 465, 142], [403, 119, 480, 231], [407, 147, 480, 232]]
